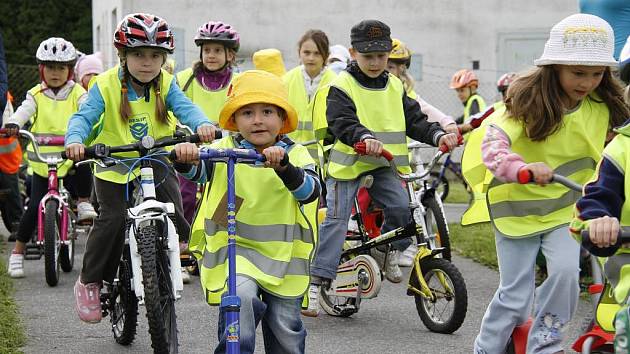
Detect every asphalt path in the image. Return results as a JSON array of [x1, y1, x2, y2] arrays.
[[4, 204, 591, 354]]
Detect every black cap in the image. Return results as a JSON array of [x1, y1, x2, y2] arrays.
[[350, 20, 392, 53]]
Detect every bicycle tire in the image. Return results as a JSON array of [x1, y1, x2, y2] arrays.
[[59, 209, 75, 272], [409, 257, 467, 333], [137, 223, 179, 354], [429, 172, 449, 201], [111, 246, 138, 345], [422, 197, 452, 261], [44, 200, 60, 286]]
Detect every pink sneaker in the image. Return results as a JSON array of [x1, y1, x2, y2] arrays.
[[74, 278, 102, 323]]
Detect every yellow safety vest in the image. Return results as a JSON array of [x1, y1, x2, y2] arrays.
[[27, 83, 85, 178], [283, 67, 336, 161], [326, 71, 411, 180], [487, 95, 609, 237], [460, 102, 506, 225], [175, 68, 235, 124], [189, 136, 318, 305], [464, 93, 486, 123], [91, 66, 176, 184]]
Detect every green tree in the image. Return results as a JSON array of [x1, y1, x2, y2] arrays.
[[0, 0, 92, 64]]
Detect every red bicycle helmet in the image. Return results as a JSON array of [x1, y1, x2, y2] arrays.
[[194, 21, 240, 52], [114, 13, 174, 53]]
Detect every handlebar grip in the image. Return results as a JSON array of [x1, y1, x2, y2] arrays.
[[353, 142, 393, 161], [188, 130, 222, 144], [60, 151, 67, 159], [517, 168, 533, 184], [169, 149, 178, 161], [258, 153, 289, 166]]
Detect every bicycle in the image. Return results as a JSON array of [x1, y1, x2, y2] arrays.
[[319, 142, 468, 334], [71, 131, 212, 353], [8, 129, 78, 286]]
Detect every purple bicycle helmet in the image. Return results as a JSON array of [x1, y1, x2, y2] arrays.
[[194, 21, 240, 52]]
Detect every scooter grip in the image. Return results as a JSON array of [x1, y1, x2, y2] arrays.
[[517, 168, 533, 184], [580, 229, 626, 257], [259, 153, 289, 166]]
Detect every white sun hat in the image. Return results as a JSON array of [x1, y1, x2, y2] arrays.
[[534, 13, 617, 67]]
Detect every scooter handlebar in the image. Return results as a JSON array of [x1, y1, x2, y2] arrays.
[[581, 228, 630, 257]]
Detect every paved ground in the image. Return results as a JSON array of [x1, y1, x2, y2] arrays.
[[3, 203, 591, 354]]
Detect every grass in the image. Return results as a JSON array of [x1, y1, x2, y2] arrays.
[[448, 222, 498, 269], [0, 240, 26, 354], [443, 180, 471, 204]]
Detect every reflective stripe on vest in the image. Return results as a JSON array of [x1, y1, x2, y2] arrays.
[[28, 84, 84, 178], [190, 136, 318, 304], [175, 68, 233, 123], [0, 137, 21, 174], [284, 67, 336, 162], [0, 139, 17, 153], [326, 71, 410, 180], [91, 66, 175, 183], [486, 95, 608, 237]]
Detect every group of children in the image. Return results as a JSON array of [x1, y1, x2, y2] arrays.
[[3, 9, 630, 354]]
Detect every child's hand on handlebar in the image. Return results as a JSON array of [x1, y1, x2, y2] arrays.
[[444, 123, 460, 135], [588, 216, 620, 248], [196, 124, 217, 143], [362, 138, 383, 157], [4, 123, 20, 136], [521, 162, 553, 185], [174, 143, 199, 164], [65, 143, 86, 161], [262, 146, 287, 171], [438, 133, 459, 152]]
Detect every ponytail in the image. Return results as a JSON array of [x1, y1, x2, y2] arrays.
[[120, 68, 133, 122]]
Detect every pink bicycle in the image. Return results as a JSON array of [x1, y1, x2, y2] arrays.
[[16, 129, 77, 286]]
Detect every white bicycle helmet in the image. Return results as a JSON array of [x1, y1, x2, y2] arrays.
[[36, 37, 78, 64]]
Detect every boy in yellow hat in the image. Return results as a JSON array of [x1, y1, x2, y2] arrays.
[[173, 69, 319, 354]]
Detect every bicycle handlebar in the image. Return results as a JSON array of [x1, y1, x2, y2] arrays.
[[61, 130, 222, 161], [168, 145, 289, 166], [353, 141, 455, 182], [16, 130, 66, 164], [516, 169, 583, 192]]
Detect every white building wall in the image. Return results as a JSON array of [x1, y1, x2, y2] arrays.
[[91, 0, 578, 116]]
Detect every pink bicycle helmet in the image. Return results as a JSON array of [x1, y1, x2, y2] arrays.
[[449, 69, 478, 89], [114, 13, 174, 53], [194, 21, 240, 52], [496, 72, 517, 92]]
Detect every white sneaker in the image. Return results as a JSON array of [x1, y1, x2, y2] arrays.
[[77, 202, 98, 222], [385, 250, 403, 283], [8, 252, 24, 278], [398, 243, 418, 267], [301, 284, 320, 317], [181, 268, 191, 284]]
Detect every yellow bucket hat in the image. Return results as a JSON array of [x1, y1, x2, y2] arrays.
[[219, 70, 298, 134]]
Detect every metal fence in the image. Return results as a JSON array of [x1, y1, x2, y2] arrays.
[[7, 64, 39, 103]]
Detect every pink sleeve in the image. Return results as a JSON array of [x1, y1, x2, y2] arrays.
[[481, 125, 527, 182], [417, 97, 456, 129]]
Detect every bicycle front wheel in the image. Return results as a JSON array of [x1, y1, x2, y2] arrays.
[[410, 257, 467, 333], [43, 200, 60, 286], [422, 197, 451, 261], [137, 223, 178, 354]]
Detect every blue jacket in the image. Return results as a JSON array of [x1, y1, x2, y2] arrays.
[[0, 32, 8, 122]]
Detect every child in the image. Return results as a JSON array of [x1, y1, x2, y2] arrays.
[[0, 92, 23, 242], [176, 20, 239, 123], [283, 29, 337, 161], [327, 44, 351, 75], [74, 52, 103, 90], [450, 69, 486, 125], [64, 13, 215, 324], [474, 14, 629, 353], [304, 19, 457, 317], [5, 37, 97, 278], [173, 70, 320, 354]]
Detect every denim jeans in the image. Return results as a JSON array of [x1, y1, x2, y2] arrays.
[[215, 275, 306, 354], [311, 168, 411, 280], [474, 226, 580, 354]]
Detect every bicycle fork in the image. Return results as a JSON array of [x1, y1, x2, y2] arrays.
[[406, 246, 452, 301]]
